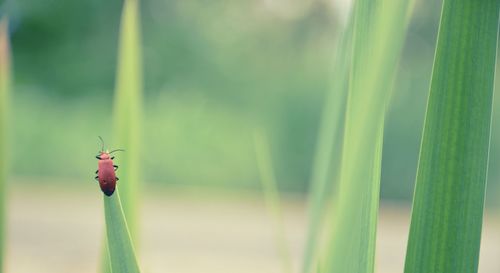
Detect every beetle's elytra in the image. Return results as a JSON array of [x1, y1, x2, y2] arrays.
[[95, 137, 124, 196]]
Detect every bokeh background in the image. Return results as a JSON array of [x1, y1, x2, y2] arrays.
[[1, 0, 500, 272]]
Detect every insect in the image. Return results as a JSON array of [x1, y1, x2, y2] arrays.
[[95, 137, 124, 196]]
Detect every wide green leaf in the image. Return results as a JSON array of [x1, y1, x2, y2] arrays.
[[104, 191, 141, 273], [404, 1, 499, 272]]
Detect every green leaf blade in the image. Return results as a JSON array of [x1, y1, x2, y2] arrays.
[[404, 1, 499, 273], [102, 0, 143, 271], [112, 0, 143, 238], [301, 20, 351, 273], [104, 191, 141, 273]]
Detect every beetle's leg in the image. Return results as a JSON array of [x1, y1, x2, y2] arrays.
[[111, 156, 115, 160], [116, 177, 119, 181], [95, 170, 98, 174], [94, 176, 99, 182], [96, 155, 102, 160], [114, 165, 119, 171]]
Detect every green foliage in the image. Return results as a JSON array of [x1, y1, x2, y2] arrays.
[[254, 130, 292, 273], [321, 0, 413, 272], [104, 191, 141, 273], [0, 17, 10, 273], [404, 1, 499, 272]]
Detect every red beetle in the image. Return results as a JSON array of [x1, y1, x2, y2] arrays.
[[94, 137, 124, 196]]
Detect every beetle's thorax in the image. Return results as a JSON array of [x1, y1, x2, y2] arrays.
[[99, 152, 111, 160]]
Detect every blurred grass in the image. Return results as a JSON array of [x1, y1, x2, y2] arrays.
[[301, 14, 352, 273], [104, 191, 141, 273], [254, 130, 292, 273], [404, 1, 499, 272], [6, 0, 454, 201], [322, 0, 413, 272], [5, 0, 490, 206], [0, 16, 10, 273], [10, 0, 341, 193]]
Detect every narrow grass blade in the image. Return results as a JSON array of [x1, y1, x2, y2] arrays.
[[102, 1, 143, 272], [322, 0, 412, 272], [104, 191, 141, 273], [254, 130, 292, 273], [112, 0, 143, 238], [404, 1, 499, 272], [301, 17, 352, 273], [0, 17, 10, 273]]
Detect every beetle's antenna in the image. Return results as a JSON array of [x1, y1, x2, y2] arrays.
[[98, 136, 105, 152], [109, 149, 125, 154]]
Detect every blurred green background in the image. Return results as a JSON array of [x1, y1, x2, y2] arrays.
[[2, 0, 499, 201]]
